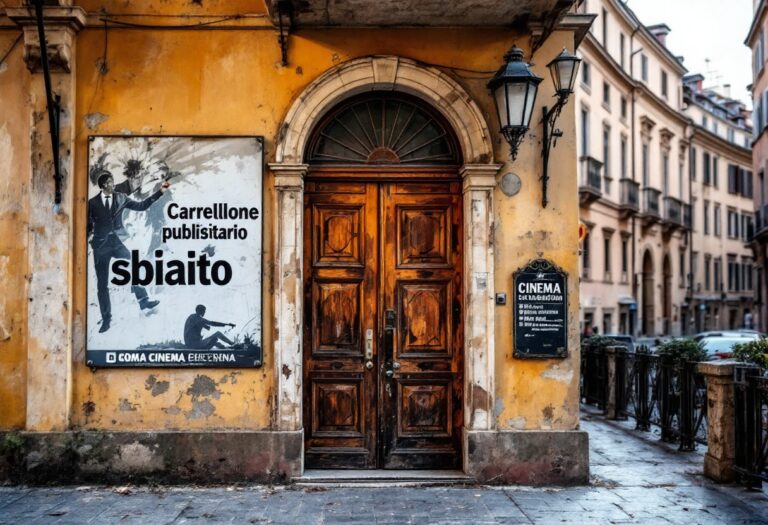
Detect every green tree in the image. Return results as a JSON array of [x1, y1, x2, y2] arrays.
[[732, 339, 768, 368], [657, 338, 707, 364]]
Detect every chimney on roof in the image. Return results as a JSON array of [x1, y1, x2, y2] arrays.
[[647, 23, 671, 47], [723, 84, 731, 97], [683, 74, 705, 93]]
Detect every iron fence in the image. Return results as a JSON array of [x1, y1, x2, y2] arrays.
[[734, 365, 768, 488], [581, 344, 607, 409], [581, 343, 707, 451]]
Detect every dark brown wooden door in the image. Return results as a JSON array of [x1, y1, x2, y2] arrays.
[[303, 179, 462, 469]]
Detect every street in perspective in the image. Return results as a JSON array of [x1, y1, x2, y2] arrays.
[[0, 414, 767, 524]]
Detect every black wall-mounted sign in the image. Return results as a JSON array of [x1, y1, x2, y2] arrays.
[[513, 259, 568, 359]]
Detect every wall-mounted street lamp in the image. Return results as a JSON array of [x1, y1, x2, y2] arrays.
[[488, 46, 581, 208]]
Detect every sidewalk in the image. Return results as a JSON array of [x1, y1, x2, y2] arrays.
[[1, 413, 766, 524]]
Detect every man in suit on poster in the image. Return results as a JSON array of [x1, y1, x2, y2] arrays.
[[87, 171, 170, 333]]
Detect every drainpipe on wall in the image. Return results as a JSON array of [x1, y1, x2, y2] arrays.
[[687, 123, 695, 336], [630, 24, 641, 338]]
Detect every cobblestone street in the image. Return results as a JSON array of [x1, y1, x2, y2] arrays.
[[1, 412, 766, 524]]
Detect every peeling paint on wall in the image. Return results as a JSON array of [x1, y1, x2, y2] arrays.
[[119, 398, 138, 412], [185, 399, 216, 420], [186, 375, 221, 400], [84, 112, 109, 130], [541, 366, 574, 384], [112, 442, 162, 472], [145, 375, 170, 397]]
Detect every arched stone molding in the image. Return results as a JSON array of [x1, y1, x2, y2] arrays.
[[269, 56, 500, 436], [275, 56, 494, 165]]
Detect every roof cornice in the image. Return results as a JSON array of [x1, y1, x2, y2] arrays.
[[607, 0, 687, 75], [581, 33, 635, 90], [689, 124, 752, 163], [635, 84, 688, 126], [745, 0, 767, 46]]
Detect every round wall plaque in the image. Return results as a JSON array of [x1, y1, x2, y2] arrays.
[[500, 172, 522, 197]]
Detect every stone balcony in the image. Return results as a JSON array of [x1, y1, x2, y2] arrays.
[[662, 195, 685, 233], [579, 156, 603, 206], [751, 205, 768, 243], [618, 178, 640, 218], [640, 187, 662, 226]]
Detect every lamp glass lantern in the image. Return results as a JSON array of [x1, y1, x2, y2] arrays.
[[547, 48, 581, 98], [488, 45, 543, 159]]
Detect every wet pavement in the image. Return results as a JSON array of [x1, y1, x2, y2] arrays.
[[1, 411, 767, 524]]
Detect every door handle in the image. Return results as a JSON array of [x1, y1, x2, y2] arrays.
[[383, 309, 395, 379], [365, 329, 373, 360]]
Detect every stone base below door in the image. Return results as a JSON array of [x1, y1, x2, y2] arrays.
[[464, 429, 589, 485], [0, 430, 303, 484]]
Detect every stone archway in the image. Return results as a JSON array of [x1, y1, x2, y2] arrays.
[[642, 251, 655, 336], [274, 56, 494, 165], [268, 56, 500, 446], [662, 255, 672, 334]]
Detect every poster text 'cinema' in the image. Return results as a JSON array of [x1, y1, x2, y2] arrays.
[[110, 202, 260, 287], [513, 260, 568, 358]]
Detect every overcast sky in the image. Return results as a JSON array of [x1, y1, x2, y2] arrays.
[[624, 0, 754, 106]]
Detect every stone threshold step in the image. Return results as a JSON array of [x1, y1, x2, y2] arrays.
[[294, 469, 475, 486]]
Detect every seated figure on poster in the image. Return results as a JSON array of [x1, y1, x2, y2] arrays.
[[184, 304, 236, 350], [87, 171, 170, 333]]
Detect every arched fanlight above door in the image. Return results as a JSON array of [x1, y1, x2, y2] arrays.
[[305, 92, 460, 166]]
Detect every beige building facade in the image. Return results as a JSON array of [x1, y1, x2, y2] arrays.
[[576, 0, 755, 338], [684, 77, 755, 333], [747, 0, 768, 333]]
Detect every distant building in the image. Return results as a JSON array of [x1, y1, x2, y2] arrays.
[[576, 0, 755, 337], [683, 76, 755, 333], [746, 0, 768, 333]]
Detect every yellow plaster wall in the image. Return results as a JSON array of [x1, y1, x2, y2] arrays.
[[0, 30, 30, 429], [0, 1, 580, 433], [492, 33, 582, 431]]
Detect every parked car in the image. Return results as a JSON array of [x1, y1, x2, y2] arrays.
[[698, 336, 753, 360], [693, 331, 761, 342], [602, 334, 635, 353]]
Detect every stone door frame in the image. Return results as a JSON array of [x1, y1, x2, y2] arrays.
[[269, 57, 501, 461]]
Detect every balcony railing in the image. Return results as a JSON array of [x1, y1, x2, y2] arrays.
[[664, 196, 684, 230], [641, 187, 662, 223], [579, 156, 603, 205], [619, 178, 640, 217], [753, 204, 768, 242]]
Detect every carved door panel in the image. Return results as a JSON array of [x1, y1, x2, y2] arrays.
[[380, 182, 463, 469], [303, 181, 379, 468], [303, 180, 463, 470]]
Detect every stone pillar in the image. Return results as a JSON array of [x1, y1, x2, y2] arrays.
[[698, 361, 736, 482], [7, 4, 85, 431], [460, 164, 501, 431], [268, 163, 307, 431]]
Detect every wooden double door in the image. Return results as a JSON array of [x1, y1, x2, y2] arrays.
[[303, 179, 464, 469]]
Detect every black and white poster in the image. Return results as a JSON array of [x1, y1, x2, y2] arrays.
[[86, 136, 263, 368], [513, 258, 568, 359]]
